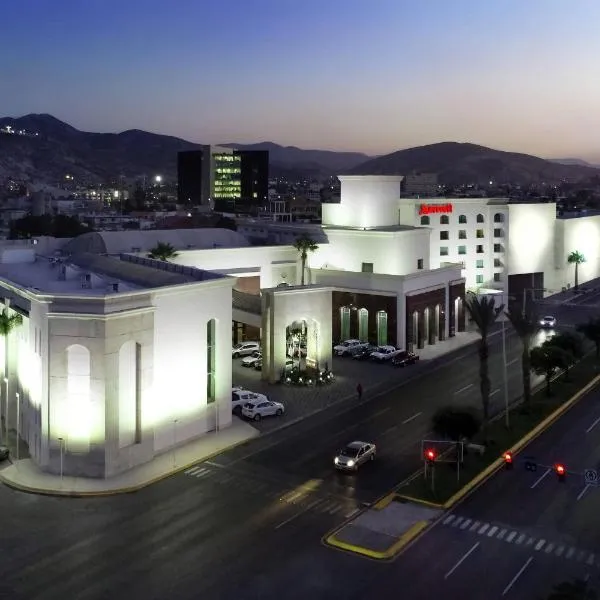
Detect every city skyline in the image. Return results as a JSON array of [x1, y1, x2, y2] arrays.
[[2, 0, 600, 160]]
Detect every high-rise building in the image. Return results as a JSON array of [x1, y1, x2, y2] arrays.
[[177, 146, 269, 211]]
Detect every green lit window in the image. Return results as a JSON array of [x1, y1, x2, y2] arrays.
[[476, 260, 484, 268], [358, 308, 369, 342], [476, 275, 484, 284], [340, 307, 351, 340], [376, 311, 388, 346]]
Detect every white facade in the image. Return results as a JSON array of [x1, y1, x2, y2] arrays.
[[0, 251, 235, 478]]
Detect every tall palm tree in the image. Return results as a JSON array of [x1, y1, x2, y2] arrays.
[[505, 308, 540, 410], [293, 235, 318, 286], [464, 293, 504, 439], [147, 242, 179, 262], [567, 251, 586, 291], [577, 317, 600, 359], [0, 307, 22, 441]]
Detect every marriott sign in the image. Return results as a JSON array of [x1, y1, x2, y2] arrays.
[[418, 203, 453, 216]]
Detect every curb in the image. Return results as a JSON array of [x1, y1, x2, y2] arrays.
[[0, 433, 257, 498]]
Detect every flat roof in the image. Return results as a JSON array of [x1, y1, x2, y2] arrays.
[[323, 224, 420, 232]]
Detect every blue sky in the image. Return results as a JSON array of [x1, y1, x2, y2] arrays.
[[2, 0, 600, 159]]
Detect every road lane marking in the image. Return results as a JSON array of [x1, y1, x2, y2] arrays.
[[531, 468, 551, 489], [444, 542, 480, 580], [487, 526, 498, 537], [478, 524, 490, 535], [535, 540, 546, 551], [373, 407, 391, 418], [454, 384, 473, 395], [506, 357, 519, 367], [345, 508, 360, 518], [506, 531, 517, 543], [577, 485, 591, 501], [444, 515, 456, 525], [526, 537, 535, 547], [469, 521, 481, 532], [545, 543, 555, 554], [402, 412, 422, 424], [497, 529, 507, 540], [515, 534, 525, 544], [578, 550, 586, 562], [502, 557, 533, 596], [585, 415, 600, 433], [453, 517, 464, 527], [566, 547, 576, 559], [587, 553, 595, 566], [275, 499, 321, 529], [186, 466, 202, 474], [555, 545, 565, 557], [490, 389, 500, 397], [460, 519, 472, 530]]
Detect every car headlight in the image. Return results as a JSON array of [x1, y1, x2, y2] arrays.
[[347, 460, 355, 468], [334, 457, 339, 465]]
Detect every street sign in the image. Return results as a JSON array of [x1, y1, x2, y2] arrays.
[[584, 469, 599, 486]]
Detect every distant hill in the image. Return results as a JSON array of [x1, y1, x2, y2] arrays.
[[349, 142, 600, 185], [549, 157, 600, 168], [0, 114, 370, 184]]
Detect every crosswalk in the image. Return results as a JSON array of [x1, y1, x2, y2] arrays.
[[183, 464, 361, 519], [442, 514, 598, 567]]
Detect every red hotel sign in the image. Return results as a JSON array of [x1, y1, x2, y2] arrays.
[[418, 203, 453, 216]]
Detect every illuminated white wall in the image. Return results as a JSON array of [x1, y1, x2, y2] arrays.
[[310, 228, 431, 276], [556, 216, 600, 288], [322, 176, 404, 228]]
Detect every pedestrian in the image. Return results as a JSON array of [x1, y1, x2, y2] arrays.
[[356, 382, 363, 400]]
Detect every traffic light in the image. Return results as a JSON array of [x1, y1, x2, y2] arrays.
[[554, 463, 566, 482], [425, 449, 437, 465], [503, 451, 514, 470]]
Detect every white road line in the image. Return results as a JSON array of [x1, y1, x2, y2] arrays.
[[469, 521, 481, 532], [402, 412, 422, 425], [490, 389, 500, 397], [444, 542, 480, 580], [502, 557, 533, 596], [460, 519, 472, 530], [185, 466, 202, 475], [328, 505, 342, 515], [373, 407, 391, 418], [194, 468, 211, 477], [577, 484, 591, 501], [587, 553, 595, 566], [535, 540, 546, 551], [506, 531, 517, 543], [497, 529, 507, 540], [452, 517, 464, 527], [515, 534, 526, 545], [345, 508, 360, 518], [566, 547, 576, 559], [555, 545, 565, 557], [454, 384, 473, 395], [586, 415, 600, 433], [545, 543, 555, 554], [478, 524, 490, 535], [506, 357, 519, 367], [487, 526, 499, 537], [526, 537, 535, 547], [444, 515, 456, 525], [274, 499, 321, 530], [531, 468, 551, 489]]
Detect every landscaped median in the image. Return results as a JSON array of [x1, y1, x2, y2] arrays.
[[324, 355, 600, 560]]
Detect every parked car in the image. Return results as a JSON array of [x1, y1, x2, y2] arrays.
[[333, 339, 369, 357], [370, 345, 401, 362], [391, 351, 420, 367], [241, 351, 262, 367], [334, 441, 376, 471], [539, 315, 557, 328], [231, 389, 268, 416], [352, 344, 378, 360], [242, 399, 285, 421], [254, 357, 294, 372], [232, 341, 260, 358]]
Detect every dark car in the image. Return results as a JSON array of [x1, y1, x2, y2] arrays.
[[352, 344, 377, 360], [391, 351, 419, 367]]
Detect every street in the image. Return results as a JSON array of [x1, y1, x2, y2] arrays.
[[0, 302, 595, 599]]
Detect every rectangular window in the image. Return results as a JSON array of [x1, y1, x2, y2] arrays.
[[494, 228, 503, 237], [494, 273, 502, 282], [358, 309, 369, 342], [440, 247, 449, 256], [494, 243, 503, 253], [340, 307, 351, 341], [376, 311, 388, 346], [361, 262, 373, 273], [476, 245, 484, 254], [476, 229, 484, 238], [440, 231, 449, 240], [476, 275, 484, 284], [458, 245, 467, 255], [476, 260, 484, 268], [417, 259, 424, 270], [494, 258, 502, 267], [458, 230, 467, 239]]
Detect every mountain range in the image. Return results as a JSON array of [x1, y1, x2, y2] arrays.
[[0, 114, 598, 186]]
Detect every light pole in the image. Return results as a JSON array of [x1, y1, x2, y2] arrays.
[[15, 392, 19, 461], [3, 377, 7, 443], [58, 437, 65, 482]]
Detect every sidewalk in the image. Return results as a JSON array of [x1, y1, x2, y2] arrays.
[[0, 419, 259, 497]]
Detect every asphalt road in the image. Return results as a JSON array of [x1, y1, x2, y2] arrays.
[[0, 303, 594, 599]]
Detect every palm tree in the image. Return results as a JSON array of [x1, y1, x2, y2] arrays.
[[577, 317, 600, 359], [545, 578, 598, 599], [147, 242, 179, 262], [505, 308, 540, 410], [464, 293, 504, 439], [567, 251, 586, 291], [0, 307, 22, 441], [547, 331, 583, 381], [293, 235, 318, 286], [530, 341, 571, 396]]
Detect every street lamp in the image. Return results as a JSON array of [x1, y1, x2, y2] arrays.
[[15, 392, 19, 462], [154, 175, 162, 184]]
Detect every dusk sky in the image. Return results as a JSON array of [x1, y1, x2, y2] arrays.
[[2, 0, 600, 159]]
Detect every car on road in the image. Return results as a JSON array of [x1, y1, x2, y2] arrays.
[[232, 341, 260, 358], [539, 315, 557, 328], [254, 357, 294, 371], [352, 344, 378, 360], [333, 339, 369, 356], [370, 345, 401, 362], [391, 351, 420, 367], [242, 399, 285, 421], [231, 389, 269, 416], [0, 445, 9, 461], [334, 441, 376, 471], [241, 351, 262, 367]]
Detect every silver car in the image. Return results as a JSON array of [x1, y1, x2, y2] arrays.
[[334, 441, 377, 471]]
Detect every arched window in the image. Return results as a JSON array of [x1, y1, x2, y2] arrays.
[[207, 319, 216, 404], [420, 216, 430, 225], [494, 213, 504, 223], [476, 214, 484, 223], [67, 344, 91, 446], [340, 307, 351, 341], [458, 215, 467, 224], [358, 308, 369, 342], [440, 215, 449, 225], [376, 311, 388, 346]]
